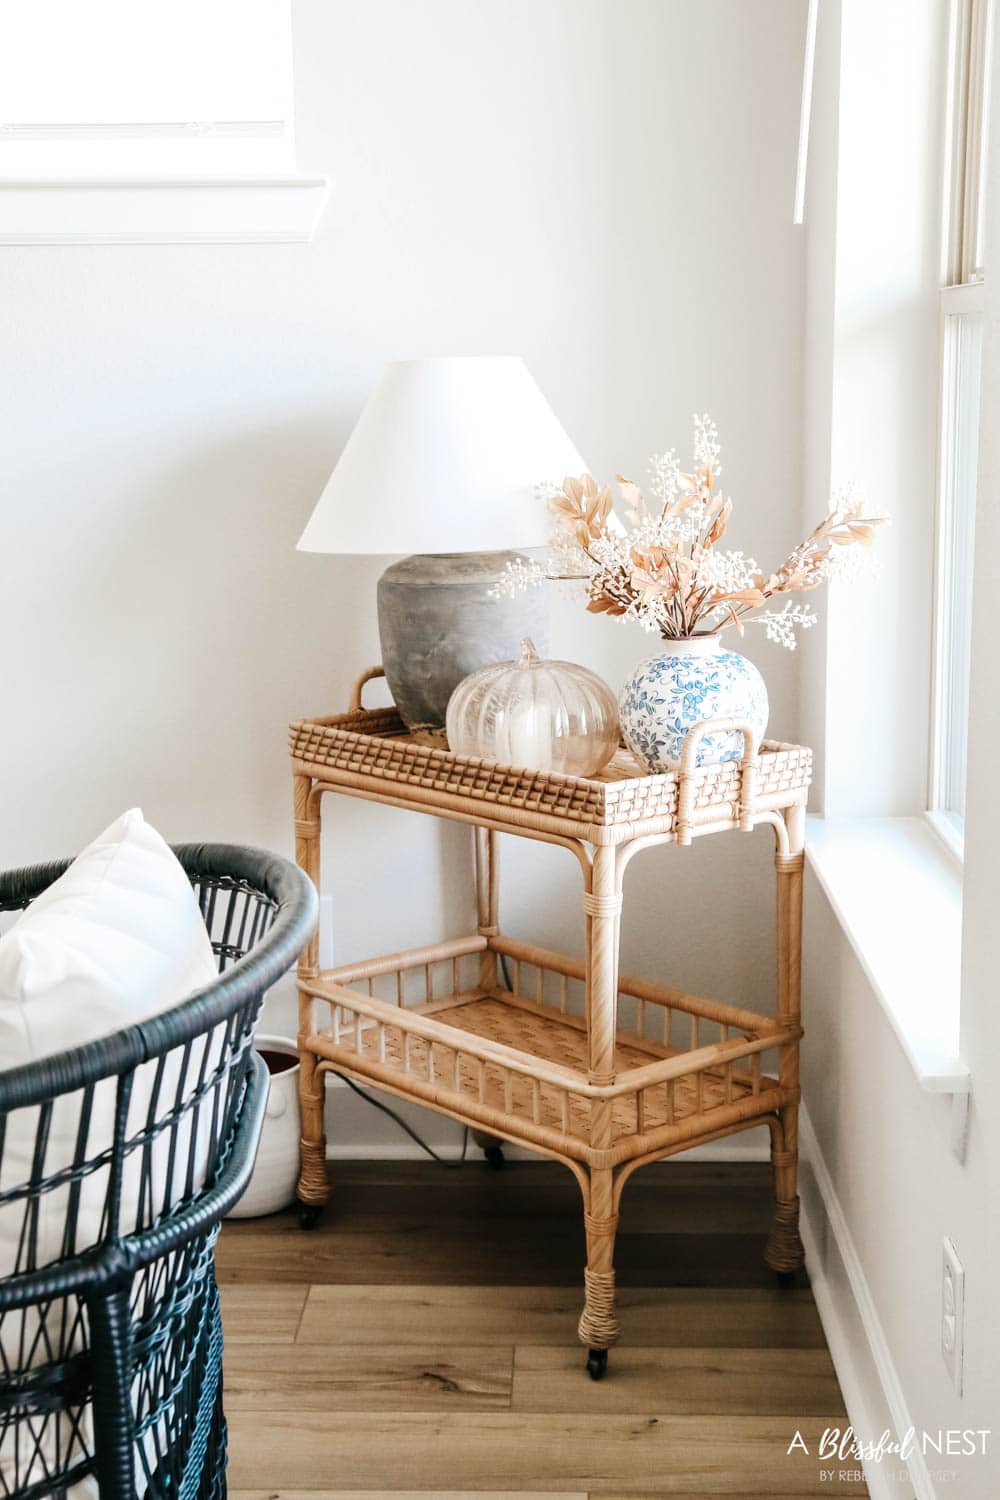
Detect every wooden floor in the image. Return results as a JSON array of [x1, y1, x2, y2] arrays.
[[216, 1158, 868, 1498]]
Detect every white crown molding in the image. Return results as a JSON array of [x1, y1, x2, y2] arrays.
[[0, 175, 328, 244]]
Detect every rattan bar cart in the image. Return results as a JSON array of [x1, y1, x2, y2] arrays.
[[291, 668, 811, 1379]]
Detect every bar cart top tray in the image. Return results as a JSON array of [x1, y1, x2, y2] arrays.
[[289, 671, 811, 844]]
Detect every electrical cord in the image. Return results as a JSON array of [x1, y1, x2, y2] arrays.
[[337, 1071, 469, 1167]]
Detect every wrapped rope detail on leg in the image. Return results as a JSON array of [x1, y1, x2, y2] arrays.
[[764, 1195, 804, 1273], [583, 1210, 619, 1237], [577, 1269, 622, 1349], [582, 891, 623, 918], [297, 1137, 330, 1203]]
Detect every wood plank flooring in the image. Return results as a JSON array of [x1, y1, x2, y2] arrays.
[[218, 1159, 867, 1497]]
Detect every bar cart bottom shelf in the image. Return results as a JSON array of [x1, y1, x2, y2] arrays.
[[295, 931, 806, 1371], [341, 991, 778, 1141]]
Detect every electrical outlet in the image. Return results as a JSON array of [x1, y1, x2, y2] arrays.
[[942, 1237, 965, 1394], [318, 894, 335, 969]]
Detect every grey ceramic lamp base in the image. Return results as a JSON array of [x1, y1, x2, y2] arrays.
[[377, 551, 549, 734]]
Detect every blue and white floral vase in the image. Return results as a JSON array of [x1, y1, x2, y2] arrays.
[[619, 634, 768, 772]]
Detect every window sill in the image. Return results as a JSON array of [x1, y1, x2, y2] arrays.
[[0, 176, 329, 244], [805, 816, 969, 1096]]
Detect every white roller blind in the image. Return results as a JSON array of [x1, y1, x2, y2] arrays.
[[0, 0, 294, 176]]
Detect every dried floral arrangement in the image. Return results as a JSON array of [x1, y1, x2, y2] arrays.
[[497, 415, 886, 650]]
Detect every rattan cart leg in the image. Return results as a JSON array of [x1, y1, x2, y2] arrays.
[[295, 774, 329, 1221], [474, 825, 503, 1165], [765, 803, 805, 1277], [577, 1167, 621, 1376], [767, 1116, 803, 1276], [584, 845, 622, 1091], [578, 845, 624, 1374], [475, 825, 499, 991], [297, 1046, 329, 1219]]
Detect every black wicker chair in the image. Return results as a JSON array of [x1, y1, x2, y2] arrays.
[[0, 843, 316, 1500]]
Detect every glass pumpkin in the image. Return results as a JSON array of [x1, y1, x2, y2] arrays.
[[446, 639, 619, 776]]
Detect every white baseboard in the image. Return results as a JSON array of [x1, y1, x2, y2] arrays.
[[325, 1139, 772, 1162], [799, 1105, 933, 1500]]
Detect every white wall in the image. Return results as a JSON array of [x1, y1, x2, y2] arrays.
[[799, 4, 1000, 1497], [0, 0, 806, 1153]]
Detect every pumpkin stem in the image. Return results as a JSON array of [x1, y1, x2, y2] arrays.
[[519, 638, 539, 666]]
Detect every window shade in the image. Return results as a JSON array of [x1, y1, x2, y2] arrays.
[[0, 0, 292, 131]]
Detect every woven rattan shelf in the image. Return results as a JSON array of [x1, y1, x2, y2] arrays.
[[292, 667, 811, 1378], [288, 696, 811, 845]]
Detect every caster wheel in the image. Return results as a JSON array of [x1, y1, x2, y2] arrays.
[[775, 1269, 797, 1289], [298, 1203, 323, 1230], [484, 1145, 505, 1170], [586, 1349, 608, 1381]]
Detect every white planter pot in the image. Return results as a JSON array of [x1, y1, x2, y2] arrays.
[[619, 634, 769, 772], [227, 1034, 301, 1219]]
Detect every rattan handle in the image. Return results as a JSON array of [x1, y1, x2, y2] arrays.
[[349, 665, 386, 713], [676, 716, 761, 847]]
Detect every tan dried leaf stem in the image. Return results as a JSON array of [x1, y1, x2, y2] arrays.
[[542, 419, 885, 647]]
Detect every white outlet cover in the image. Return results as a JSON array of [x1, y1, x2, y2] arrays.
[[942, 1236, 965, 1394]]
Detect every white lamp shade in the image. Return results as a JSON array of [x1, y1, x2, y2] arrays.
[[297, 356, 588, 555]]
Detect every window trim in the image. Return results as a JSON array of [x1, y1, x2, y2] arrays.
[[943, 0, 992, 283], [928, 277, 984, 851], [925, 807, 965, 866], [0, 175, 328, 244], [927, 0, 991, 855]]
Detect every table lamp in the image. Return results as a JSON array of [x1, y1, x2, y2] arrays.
[[297, 356, 588, 734]]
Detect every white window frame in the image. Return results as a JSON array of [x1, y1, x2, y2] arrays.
[[928, 0, 993, 861], [0, 2, 327, 244], [943, 0, 992, 284]]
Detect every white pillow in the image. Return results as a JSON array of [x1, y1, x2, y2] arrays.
[[0, 808, 221, 1496], [0, 807, 216, 1066]]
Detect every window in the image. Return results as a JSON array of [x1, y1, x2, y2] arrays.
[[0, 0, 293, 178], [929, 0, 993, 855], [0, 1, 327, 243]]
